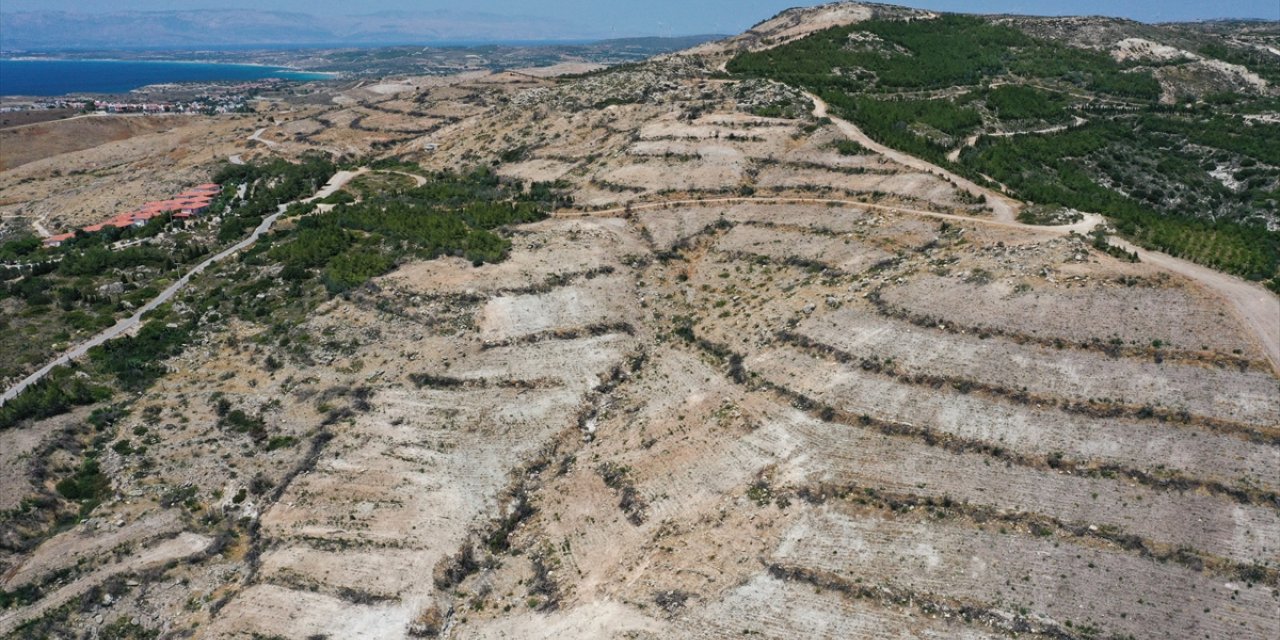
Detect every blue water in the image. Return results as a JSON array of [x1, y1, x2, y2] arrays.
[[0, 59, 331, 97]]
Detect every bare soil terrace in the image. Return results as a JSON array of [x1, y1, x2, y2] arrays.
[[1, 39, 1277, 640]]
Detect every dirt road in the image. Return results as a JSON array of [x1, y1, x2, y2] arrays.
[[946, 116, 1088, 161], [249, 127, 279, 149], [558, 88, 1279, 375], [309, 169, 367, 201], [1110, 237, 1280, 372], [558, 196, 1101, 236], [385, 170, 428, 187], [805, 92, 1022, 223], [0, 169, 368, 407]]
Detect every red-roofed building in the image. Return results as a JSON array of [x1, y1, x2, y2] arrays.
[[181, 201, 210, 215], [42, 232, 76, 248], [43, 183, 220, 248]]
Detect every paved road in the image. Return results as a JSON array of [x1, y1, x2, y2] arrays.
[[0, 169, 366, 407]]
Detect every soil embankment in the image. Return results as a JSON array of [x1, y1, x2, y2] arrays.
[[0, 114, 189, 171]]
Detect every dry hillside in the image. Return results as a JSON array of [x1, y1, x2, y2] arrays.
[[1, 3, 1277, 639]]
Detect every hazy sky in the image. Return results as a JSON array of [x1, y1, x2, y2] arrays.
[[2, 1, 1276, 35]]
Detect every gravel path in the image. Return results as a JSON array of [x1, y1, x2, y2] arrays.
[[248, 126, 279, 149], [554, 89, 1276, 375], [806, 92, 1022, 223], [1111, 237, 1280, 373]]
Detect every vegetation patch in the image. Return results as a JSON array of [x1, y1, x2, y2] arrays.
[[986, 85, 1072, 123], [262, 166, 562, 297], [0, 367, 108, 430], [728, 15, 1279, 286]]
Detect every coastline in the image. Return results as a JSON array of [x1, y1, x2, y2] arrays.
[[0, 58, 338, 98]]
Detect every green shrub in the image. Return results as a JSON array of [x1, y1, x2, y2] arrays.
[[56, 458, 110, 502], [0, 367, 109, 430]]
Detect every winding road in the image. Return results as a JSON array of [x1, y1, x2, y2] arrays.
[[806, 93, 1279, 373], [0, 169, 368, 407], [4, 93, 1275, 407], [248, 126, 279, 149], [946, 116, 1088, 162], [1110, 237, 1280, 372], [229, 126, 276, 165], [806, 92, 1022, 223], [564, 92, 1279, 374]]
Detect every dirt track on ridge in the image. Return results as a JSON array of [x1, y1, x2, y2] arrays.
[[806, 92, 1021, 223], [807, 91, 1279, 374], [554, 92, 1279, 375]]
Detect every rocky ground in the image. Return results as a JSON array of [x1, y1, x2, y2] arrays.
[[1, 4, 1278, 639]]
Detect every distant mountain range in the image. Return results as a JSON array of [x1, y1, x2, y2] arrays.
[[0, 9, 624, 50]]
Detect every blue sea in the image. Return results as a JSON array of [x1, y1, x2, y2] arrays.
[[0, 59, 331, 97]]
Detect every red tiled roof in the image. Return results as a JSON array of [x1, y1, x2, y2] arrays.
[[45, 183, 220, 246]]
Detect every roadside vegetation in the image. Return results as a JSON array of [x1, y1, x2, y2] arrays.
[[728, 15, 1280, 288], [1, 218, 216, 388], [0, 157, 565, 583], [0, 155, 338, 392], [0, 156, 330, 423], [967, 117, 1280, 282], [1, 159, 562, 433]]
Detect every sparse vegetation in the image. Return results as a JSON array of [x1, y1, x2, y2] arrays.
[[262, 166, 557, 296], [0, 9, 1276, 640]]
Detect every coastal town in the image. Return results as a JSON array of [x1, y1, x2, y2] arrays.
[[0, 78, 293, 126]]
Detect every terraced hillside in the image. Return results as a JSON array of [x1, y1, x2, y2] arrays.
[[726, 11, 1280, 287], [1, 3, 1278, 639]]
